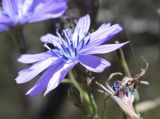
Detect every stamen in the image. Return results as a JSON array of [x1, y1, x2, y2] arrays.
[[56, 29, 62, 38], [43, 43, 51, 50], [106, 83, 115, 94], [96, 82, 113, 95]]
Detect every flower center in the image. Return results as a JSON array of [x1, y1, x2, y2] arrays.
[[56, 29, 78, 59], [43, 28, 77, 60], [44, 28, 91, 60]]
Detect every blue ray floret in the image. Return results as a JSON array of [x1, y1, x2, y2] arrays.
[[15, 15, 128, 96], [0, 0, 67, 31]]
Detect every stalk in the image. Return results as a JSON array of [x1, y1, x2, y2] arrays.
[[9, 25, 27, 53], [68, 71, 100, 119]]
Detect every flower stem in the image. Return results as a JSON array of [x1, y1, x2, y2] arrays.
[[101, 96, 109, 119], [68, 71, 84, 93], [9, 25, 27, 53], [68, 71, 100, 119], [116, 41, 131, 77]]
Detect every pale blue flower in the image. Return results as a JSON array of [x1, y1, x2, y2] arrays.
[[15, 15, 128, 96], [0, 0, 67, 31]]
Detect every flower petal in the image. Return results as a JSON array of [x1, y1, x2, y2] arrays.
[[80, 42, 128, 55], [2, 0, 18, 16], [28, 0, 67, 23], [15, 57, 62, 84], [40, 33, 61, 46], [0, 15, 11, 23], [44, 60, 78, 96], [17, 51, 54, 64], [87, 24, 122, 47], [78, 55, 111, 72], [18, 0, 33, 17], [0, 24, 9, 31], [26, 61, 64, 96], [0, 15, 12, 31], [72, 15, 90, 46]]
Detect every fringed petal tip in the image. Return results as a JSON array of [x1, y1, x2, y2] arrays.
[[25, 85, 38, 96], [15, 76, 24, 84], [43, 89, 51, 96], [108, 24, 123, 38], [40, 33, 52, 43], [15, 58, 56, 84], [40, 33, 61, 45], [113, 24, 123, 31]]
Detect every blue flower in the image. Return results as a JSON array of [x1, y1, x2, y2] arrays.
[[15, 15, 128, 96], [0, 0, 67, 31]]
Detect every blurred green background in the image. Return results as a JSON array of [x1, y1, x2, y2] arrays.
[[0, 0, 160, 119]]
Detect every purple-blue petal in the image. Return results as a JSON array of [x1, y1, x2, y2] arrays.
[[0, 24, 9, 31], [26, 61, 65, 96], [0, 0, 67, 31], [78, 55, 111, 72], [28, 0, 67, 23], [0, 15, 11, 23], [87, 24, 122, 47], [40, 33, 61, 46], [72, 15, 90, 47], [15, 57, 61, 84], [2, 0, 18, 16], [80, 42, 128, 55], [44, 60, 78, 96], [17, 51, 55, 64]]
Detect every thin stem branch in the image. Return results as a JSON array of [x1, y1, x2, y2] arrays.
[[68, 71, 84, 93], [101, 96, 109, 119], [68, 71, 99, 119], [9, 25, 27, 53], [116, 41, 132, 77]]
